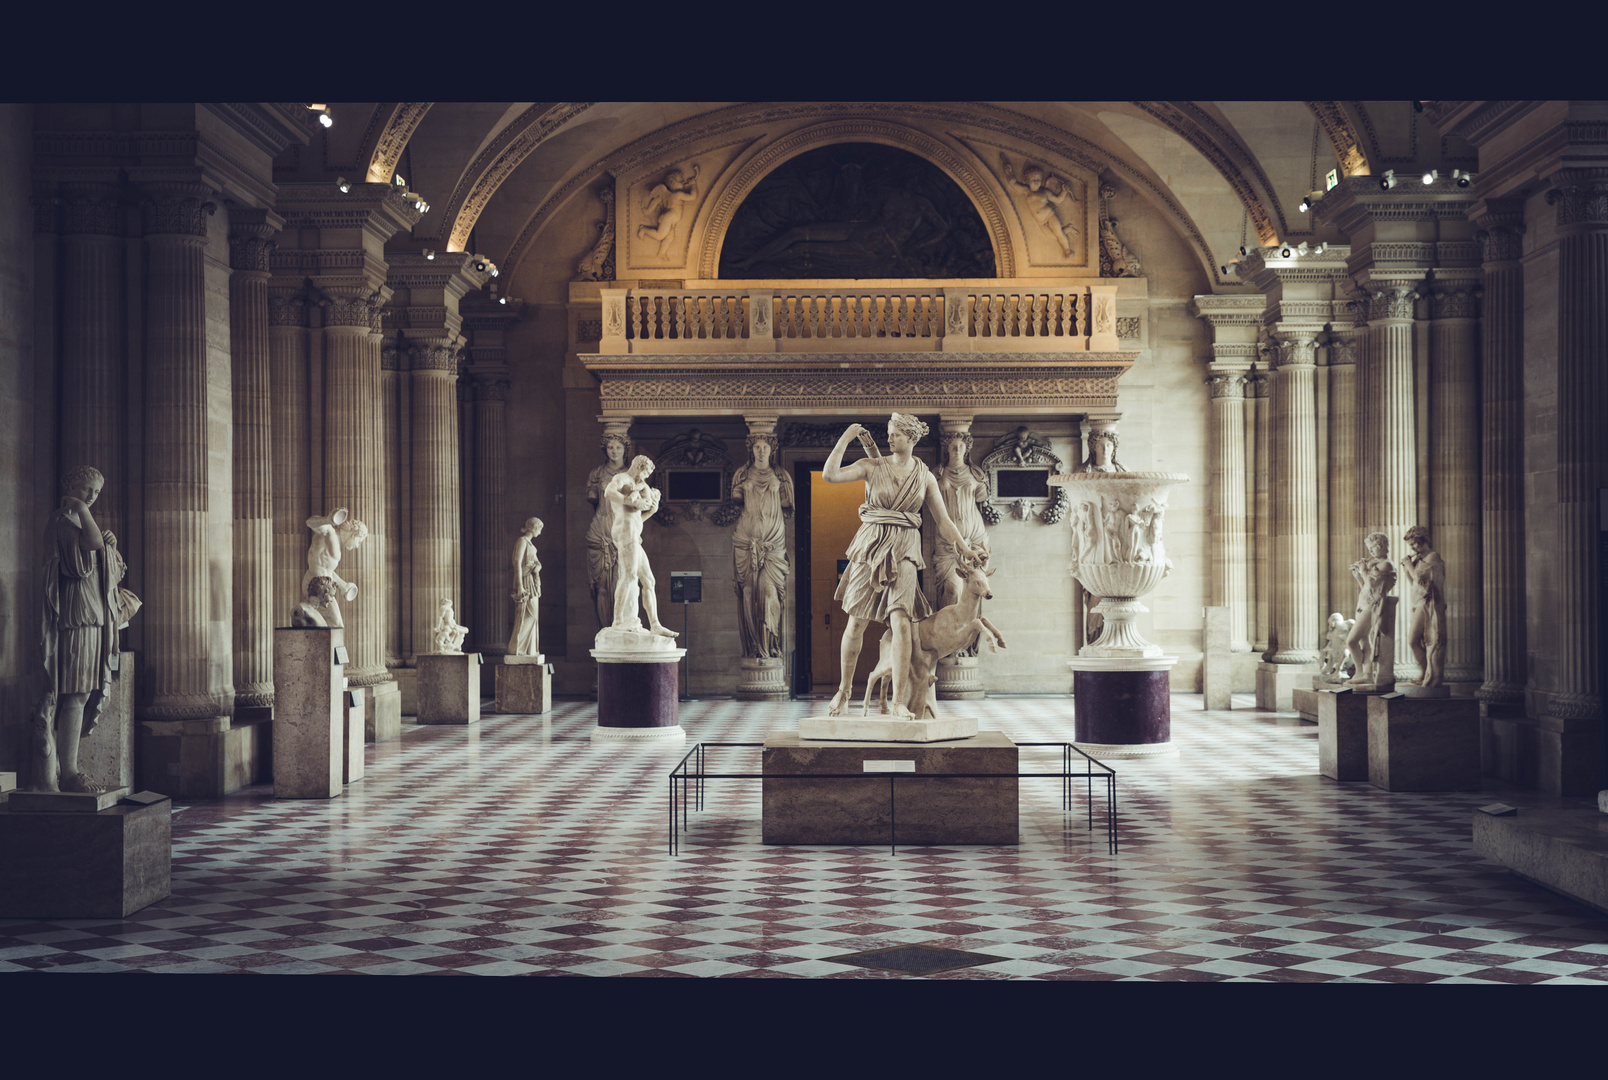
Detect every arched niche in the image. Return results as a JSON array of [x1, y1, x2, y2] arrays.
[[715, 142, 996, 280], [696, 121, 1016, 279]]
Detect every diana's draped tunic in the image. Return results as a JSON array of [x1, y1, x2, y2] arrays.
[[834, 458, 934, 624], [40, 508, 138, 733]]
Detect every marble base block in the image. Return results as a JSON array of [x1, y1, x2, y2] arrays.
[[1317, 688, 1370, 781], [1474, 805, 1608, 917], [366, 681, 401, 741], [1069, 656, 1177, 757], [1367, 693, 1481, 791], [392, 666, 417, 718], [496, 659, 552, 715], [8, 788, 130, 812], [0, 796, 172, 918], [417, 653, 483, 725], [1256, 661, 1318, 711], [342, 691, 365, 784], [272, 627, 345, 799], [1293, 687, 1321, 723], [593, 627, 683, 659], [77, 651, 135, 793], [1400, 684, 1451, 699], [1202, 607, 1231, 710], [592, 652, 684, 742], [762, 731, 1017, 845], [736, 657, 790, 701], [798, 716, 978, 743]]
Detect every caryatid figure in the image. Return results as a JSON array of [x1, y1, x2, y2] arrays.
[[33, 465, 142, 793], [509, 517, 543, 658]]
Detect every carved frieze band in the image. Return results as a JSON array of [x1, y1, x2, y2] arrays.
[[598, 371, 1121, 413], [1115, 316, 1140, 340]]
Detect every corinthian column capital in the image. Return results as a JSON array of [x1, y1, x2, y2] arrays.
[[1207, 372, 1246, 399], [1546, 168, 1608, 231], [140, 181, 217, 239]]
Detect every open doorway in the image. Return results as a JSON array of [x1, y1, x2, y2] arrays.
[[791, 461, 880, 698]]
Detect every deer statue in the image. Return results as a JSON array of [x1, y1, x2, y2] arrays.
[[862, 552, 1006, 719]]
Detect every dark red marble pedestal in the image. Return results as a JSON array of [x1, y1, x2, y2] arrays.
[[590, 645, 686, 743], [1068, 656, 1179, 758]]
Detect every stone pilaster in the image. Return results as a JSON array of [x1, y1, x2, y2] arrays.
[[1207, 372, 1250, 652], [1428, 282, 1484, 688], [381, 344, 408, 667], [58, 181, 127, 540], [1248, 370, 1271, 654], [268, 286, 311, 637], [473, 376, 512, 656], [409, 344, 464, 661], [1472, 203, 1527, 708], [140, 181, 225, 719], [1326, 328, 1362, 618], [1267, 332, 1320, 664], [320, 289, 390, 687], [228, 209, 280, 709], [1543, 171, 1608, 725]]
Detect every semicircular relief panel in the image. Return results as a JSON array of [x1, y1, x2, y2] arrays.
[[716, 142, 996, 280]]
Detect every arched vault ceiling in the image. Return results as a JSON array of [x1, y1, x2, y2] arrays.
[[1211, 101, 1341, 234]]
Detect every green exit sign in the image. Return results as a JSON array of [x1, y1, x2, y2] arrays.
[[1325, 168, 1339, 191]]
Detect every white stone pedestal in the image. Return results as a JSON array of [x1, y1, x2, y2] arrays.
[[418, 653, 483, 725], [341, 690, 365, 784], [496, 655, 552, 714], [365, 681, 402, 742], [591, 632, 686, 743], [272, 627, 345, 799], [798, 715, 979, 743], [1202, 608, 1231, 710], [736, 657, 789, 701]]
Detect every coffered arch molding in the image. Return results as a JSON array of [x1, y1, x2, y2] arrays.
[[496, 102, 1228, 286], [692, 120, 1017, 279]]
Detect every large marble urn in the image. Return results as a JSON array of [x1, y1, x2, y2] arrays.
[[1052, 470, 1190, 758], [1058, 471, 1190, 657]]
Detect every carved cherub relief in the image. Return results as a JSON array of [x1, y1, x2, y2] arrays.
[[637, 163, 702, 258], [1001, 152, 1081, 259]]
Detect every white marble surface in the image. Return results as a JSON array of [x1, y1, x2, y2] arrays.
[[799, 716, 979, 743]]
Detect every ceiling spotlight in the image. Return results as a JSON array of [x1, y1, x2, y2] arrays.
[[1280, 246, 1293, 258], [336, 177, 351, 193], [473, 259, 488, 273], [308, 104, 333, 128], [1422, 169, 1439, 185], [498, 296, 508, 305], [1296, 242, 1309, 255], [1379, 169, 1397, 190], [1220, 264, 1231, 275], [405, 192, 429, 214], [1313, 243, 1326, 254], [423, 249, 435, 261], [490, 267, 498, 277], [1453, 169, 1474, 188], [1299, 196, 1312, 213], [1412, 100, 1425, 113], [1238, 244, 1250, 257]]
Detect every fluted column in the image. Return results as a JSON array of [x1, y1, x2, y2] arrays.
[[382, 344, 408, 665], [1326, 332, 1361, 615], [1544, 172, 1608, 722], [1268, 334, 1319, 663], [269, 288, 310, 633], [228, 213, 277, 708], [1207, 372, 1250, 651], [141, 182, 224, 719], [1370, 286, 1421, 677], [410, 345, 463, 660], [321, 290, 389, 687], [1473, 206, 1526, 707], [58, 182, 126, 539], [1248, 370, 1271, 654], [473, 375, 511, 655], [1429, 284, 1483, 687]]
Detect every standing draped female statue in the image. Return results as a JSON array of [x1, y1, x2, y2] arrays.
[[731, 435, 794, 659], [935, 428, 990, 639], [585, 433, 630, 629]]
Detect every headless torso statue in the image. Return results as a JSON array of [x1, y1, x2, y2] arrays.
[[33, 466, 141, 793], [823, 414, 982, 720]]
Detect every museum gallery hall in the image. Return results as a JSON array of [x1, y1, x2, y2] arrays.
[[0, 101, 1605, 983]]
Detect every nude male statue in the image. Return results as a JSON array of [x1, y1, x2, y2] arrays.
[[604, 455, 679, 639]]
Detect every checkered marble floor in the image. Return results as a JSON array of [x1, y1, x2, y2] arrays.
[[4, 694, 1606, 981]]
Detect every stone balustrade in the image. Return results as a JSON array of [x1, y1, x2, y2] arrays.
[[598, 281, 1119, 355]]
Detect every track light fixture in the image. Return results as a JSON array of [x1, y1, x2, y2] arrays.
[[1422, 169, 1439, 185], [1296, 242, 1309, 255], [336, 177, 351, 193], [473, 259, 487, 273], [1238, 244, 1250, 257], [1379, 169, 1397, 190], [1412, 100, 1425, 113], [1299, 196, 1313, 213], [308, 104, 333, 128], [1280, 246, 1293, 258], [1313, 243, 1326, 255], [423, 249, 435, 261], [1453, 168, 1475, 188], [404, 192, 429, 214], [498, 296, 508, 305]]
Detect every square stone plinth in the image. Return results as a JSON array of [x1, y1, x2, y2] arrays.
[[0, 797, 171, 918], [342, 691, 365, 784], [1256, 661, 1317, 711], [418, 653, 482, 725], [272, 628, 345, 799], [1367, 693, 1481, 791], [762, 731, 1017, 846], [1474, 805, 1608, 916], [1292, 687, 1321, 723], [1202, 606, 1231, 710], [495, 659, 551, 715], [1317, 688, 1370, 781], [366, 681, 401, 742]]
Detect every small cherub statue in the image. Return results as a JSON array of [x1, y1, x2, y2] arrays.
[[431, 599, 469, 654], [1319, 611, 1356, 682]]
